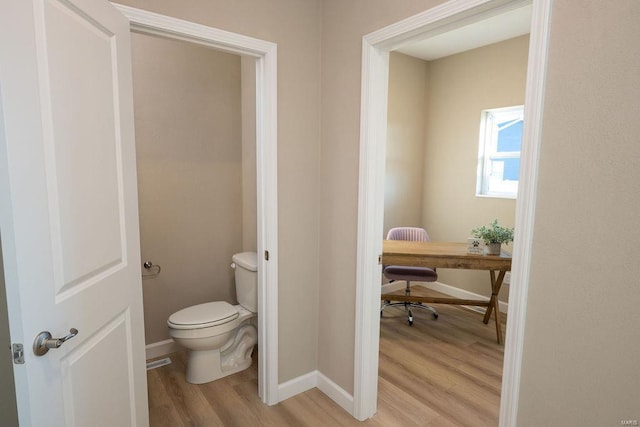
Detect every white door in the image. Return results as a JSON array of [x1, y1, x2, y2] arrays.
[[0, 1, 148, 426]]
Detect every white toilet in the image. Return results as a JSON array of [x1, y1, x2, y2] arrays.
[[167, 252, 258, 384]]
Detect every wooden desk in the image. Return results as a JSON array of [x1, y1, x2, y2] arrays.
[[381, 240, 511, 344]]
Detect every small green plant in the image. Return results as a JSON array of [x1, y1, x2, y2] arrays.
[[471, 219, 514, 245]]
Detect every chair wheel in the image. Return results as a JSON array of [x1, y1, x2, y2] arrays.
[[433, 313, 439, 320], [408, 318, 413, 326]]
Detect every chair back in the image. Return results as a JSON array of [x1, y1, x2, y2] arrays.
[[386, 227, 430, 242]]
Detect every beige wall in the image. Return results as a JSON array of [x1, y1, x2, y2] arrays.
[[132, 33, 244, 344], [116, 1, 640, 423], [321, 0, 640, 415], [422, 35, 528, 300], [319, 0, 445, 396], [117, 0, 322, 383], [384, 52, 428, 234], [241, 56, 257, 252], [385, 38, 527, 302], [517, 0, 640, 424]]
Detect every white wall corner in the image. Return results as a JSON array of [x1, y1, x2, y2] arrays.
[[317, 371, 355, 417], [500, 0, 553, 424], [278, 370, 318, 403], [277, 370, 355, 417]]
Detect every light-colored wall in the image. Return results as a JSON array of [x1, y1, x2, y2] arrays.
[[384, 52, 428, 234], [117, 0, 322, 383], [116, 2, 640, 423], [241, 56, 257, 252], [385, 38, 527, 302], [422, 35, 528, 300], [131, 33, 244, 344], [322, 0, 640, 420], [516, 0, 640, 424], [321, 0, 640, 411], [319, 0, 445, 396]]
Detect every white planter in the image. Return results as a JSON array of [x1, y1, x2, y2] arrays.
[[486, 242, 502, 255]]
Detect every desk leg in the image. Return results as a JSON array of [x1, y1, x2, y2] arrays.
[[483, 270, 505, 344]]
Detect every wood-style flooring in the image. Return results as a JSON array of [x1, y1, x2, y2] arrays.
[[147, 287, 506, 426]]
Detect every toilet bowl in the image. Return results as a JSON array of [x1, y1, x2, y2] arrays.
[[167, 252, 258, 384]]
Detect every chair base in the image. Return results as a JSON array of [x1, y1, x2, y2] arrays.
[[380, 301, 438, 326]]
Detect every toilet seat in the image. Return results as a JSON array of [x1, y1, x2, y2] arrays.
[[168, 301, 239, 330]]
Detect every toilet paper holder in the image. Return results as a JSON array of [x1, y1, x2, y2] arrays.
[[142, 261, 162, 279]]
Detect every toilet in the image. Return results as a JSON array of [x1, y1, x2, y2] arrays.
[[167, 252, 258, 384]]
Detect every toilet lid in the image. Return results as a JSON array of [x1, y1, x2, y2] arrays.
[[168, 301, 239, 330]]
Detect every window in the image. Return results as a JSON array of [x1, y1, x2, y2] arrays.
[[476, 105, 524, 198]]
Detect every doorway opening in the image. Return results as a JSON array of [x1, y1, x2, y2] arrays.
[[353, 0, 552, 423], [114, 4, 279, 405]]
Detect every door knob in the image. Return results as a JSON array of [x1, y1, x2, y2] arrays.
[[33, 328, 78, 356]]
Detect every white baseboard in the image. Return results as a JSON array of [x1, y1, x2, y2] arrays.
[[381, 281, 407, 293], [317, 371, 354, 415], [277, 370, 354, 417], [278, 370, 317, 402], [149, 341, 356, 417], [418, 281, 509, 314], [145, 339, 180, 360]]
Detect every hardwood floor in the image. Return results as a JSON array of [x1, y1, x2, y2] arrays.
[[147, 287, 506, 426]]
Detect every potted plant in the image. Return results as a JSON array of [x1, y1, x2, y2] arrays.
[[471, 219, 514, 255]]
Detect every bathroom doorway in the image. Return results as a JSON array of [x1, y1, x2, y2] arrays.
[[131, 29, 256, 378], [115, 5, 279, 405], [131, 31, 255, 355]]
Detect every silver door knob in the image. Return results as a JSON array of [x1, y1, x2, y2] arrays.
[[33, 328, 78, 356]]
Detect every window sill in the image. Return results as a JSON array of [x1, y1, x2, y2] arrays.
[[475, 193, 517, 200]]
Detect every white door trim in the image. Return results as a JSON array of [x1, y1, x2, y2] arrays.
[[354, 0, 552, 423], [112, 4, 279, 405]]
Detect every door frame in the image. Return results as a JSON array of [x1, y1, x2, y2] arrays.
[[113, 4, 279, 405], [353, 0, 552, 423]]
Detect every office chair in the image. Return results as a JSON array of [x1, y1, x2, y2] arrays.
[[381, 227, 439, 326]]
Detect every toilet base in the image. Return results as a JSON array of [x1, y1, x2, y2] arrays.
[[185, 323, 257, 384], [185, 349, 254, 384]]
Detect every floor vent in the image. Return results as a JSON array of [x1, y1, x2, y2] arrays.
[[146, 357, 172, 371]]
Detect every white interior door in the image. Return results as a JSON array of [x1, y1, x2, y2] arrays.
[[0, 1, 148, 426]]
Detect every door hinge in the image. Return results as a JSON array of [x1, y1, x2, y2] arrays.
[[12, 343, 24, 364], [264, 250, 269, 261]]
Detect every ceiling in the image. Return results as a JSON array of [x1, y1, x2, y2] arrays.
[[396, 4, 532, 61]]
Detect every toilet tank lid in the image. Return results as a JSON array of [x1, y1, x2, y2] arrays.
[[232, 252, 258, 271]]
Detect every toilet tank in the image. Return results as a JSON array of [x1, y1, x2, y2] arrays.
[[232, 252, 258, 313]]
